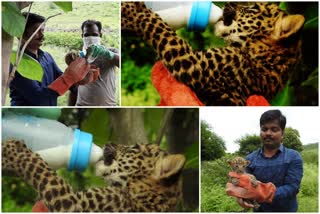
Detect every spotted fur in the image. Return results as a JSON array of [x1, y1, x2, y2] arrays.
[[121, 2, 305, 105], [2, 140, 185, 212], [228, 156, 259, 209]]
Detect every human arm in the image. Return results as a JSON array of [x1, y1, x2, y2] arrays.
[[48, 57, 90, 95], [226, 172, 276, 203], [273, 153, 303, 200], [9, 70, 59, 105]]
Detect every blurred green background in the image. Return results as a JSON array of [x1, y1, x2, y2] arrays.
[[5, 2, 120, 106], [121, 2, 318, 106], [2, 108, 199, 212]]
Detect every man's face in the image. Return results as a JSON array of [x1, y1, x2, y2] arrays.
[[260, 119, 284, 150], [23, 22, 45, 50], [82, 24, 101, 37]]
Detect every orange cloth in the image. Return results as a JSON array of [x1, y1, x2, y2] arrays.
[[226, 172, 276, 203], [32, 200, 49, 212], [151, 61, 204, 106], [246, 95, 270, 106]]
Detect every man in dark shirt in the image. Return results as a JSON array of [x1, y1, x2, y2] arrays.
[[227, 110, 303, 212], [9, 13, 95, 106]]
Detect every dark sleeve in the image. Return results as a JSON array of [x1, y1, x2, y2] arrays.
[[10, 71, 59, 103], [273, 152, 303, 200], [48, 53, 63, 78]]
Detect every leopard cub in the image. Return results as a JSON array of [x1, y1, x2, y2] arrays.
[[228, 156, 260, 209]]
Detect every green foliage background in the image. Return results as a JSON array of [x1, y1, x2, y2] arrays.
[[121, 2, 318, 106], [2, 108, 199, 212], [5, 2, 120, 106], [236, 127, 303, 156]]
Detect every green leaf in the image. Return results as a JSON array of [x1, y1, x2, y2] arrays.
[[53, 2, 72, 12], [184, 143, 199, 168], [10, 51, 44, 81], [81, 109, 110, 147], [304, 16, 318, 29], [2, 2, 26, 37], [270, 82, 294, 106], [301, 68, 318, 90], [279, 2, 287, 11]]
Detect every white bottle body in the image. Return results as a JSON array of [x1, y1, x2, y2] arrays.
[[2, 113, 103, 170], [145, 2, 223, 29]]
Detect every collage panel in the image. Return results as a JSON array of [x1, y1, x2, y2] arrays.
[[200, 107, 319, 212], [121, 1, 318, 106], [2, 1, 120, 107], [2, 107, 199, 212]]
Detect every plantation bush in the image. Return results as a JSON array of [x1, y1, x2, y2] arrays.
[[301, 148, 318, 165], [201, 183, 242, 212], [44, 32, 119, 51], [299, 163, 318, 197], [45, 32, 82, 50]]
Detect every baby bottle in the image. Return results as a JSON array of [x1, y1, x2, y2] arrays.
[[145, 1, 223, 31], [2, 111, 103, 172]]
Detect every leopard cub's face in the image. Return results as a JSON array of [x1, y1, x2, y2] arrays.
[[228, 156, 250, 174], [215, 3, 284, 44], [96, 143, 166, 186]]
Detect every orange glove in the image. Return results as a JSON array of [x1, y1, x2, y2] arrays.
[[246, 95, 270, 106], [151, 61, 204, 106], [226, 172, 276, 203], [77, 64, 100, 85], [32, 200, 49, 212], [48, 57, 90, 95]]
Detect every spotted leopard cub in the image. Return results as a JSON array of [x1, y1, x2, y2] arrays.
[[122, 2, 305, 105], [2, 139, 186, 212], [228, 156, 259, 209]]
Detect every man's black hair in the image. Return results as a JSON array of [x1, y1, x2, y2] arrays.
[[22, 12, 45, 31], [260, 110, 286, 131], [81, 20, 102, 33]]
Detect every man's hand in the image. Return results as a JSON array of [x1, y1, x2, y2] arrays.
[[48, 57, 90, 95], [86, 44, 115, 60], [151, 61, 204, 106], [236, 198, 255, 209], [226, 172, 276, 203], [77, 64, 100, 85]]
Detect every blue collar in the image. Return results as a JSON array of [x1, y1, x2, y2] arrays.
[[259, 144, 284, 157], [24, 48, 44, 60]]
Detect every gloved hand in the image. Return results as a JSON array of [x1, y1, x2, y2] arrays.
[[226, 172, 276, 203], [77, 64, 100, 85], [86, 44, 115, 61], [48, 57, 90, 95], [151, 61, 204, 106]]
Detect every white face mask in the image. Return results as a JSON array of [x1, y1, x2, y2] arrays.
[[82, 36, 101, 53]]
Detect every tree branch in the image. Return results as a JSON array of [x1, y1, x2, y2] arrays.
[[155, 109, 174, 145]]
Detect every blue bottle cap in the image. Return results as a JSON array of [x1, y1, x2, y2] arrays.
[[187, 1, 212, 32], [68, 129, 93, 172], [79, 51, 86, 58]]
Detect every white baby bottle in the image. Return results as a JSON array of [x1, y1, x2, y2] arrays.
[[2, 111, 103, 172], [145, 1, 223, 31]]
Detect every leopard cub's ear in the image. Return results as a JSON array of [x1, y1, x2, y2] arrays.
[[272, 14, 305, 40], [245, 160, 251, 166], [154, 154, 186, 180]]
